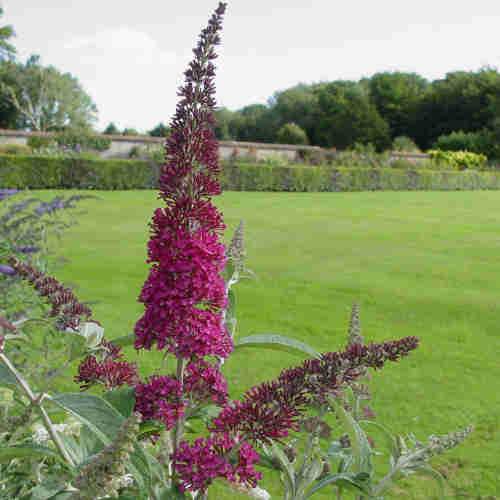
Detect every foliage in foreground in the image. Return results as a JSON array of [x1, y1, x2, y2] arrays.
[[0, 4, 472, 499]]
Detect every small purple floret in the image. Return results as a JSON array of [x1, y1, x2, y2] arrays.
[[0, 189, 18, 201], [0, 264, 16, 276], [14, 245, 40, 254]]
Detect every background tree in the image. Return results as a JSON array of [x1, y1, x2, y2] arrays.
[[366, 72, 428, 139], [214, 107, 238, 140], [313, 81, 391, 150], [235, 103, 277, 143], [122, 127, 140, 136], [0, 55, 97, 131], [103, 122, 120, 135], [412, 68, 500, 148], [0, 8, 16, 61], [276, 122, 309, 145], [148, 122, 170, 137], [271, 83, 321, 144]]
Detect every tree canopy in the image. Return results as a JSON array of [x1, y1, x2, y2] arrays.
[[0, 10, 98, 132], [211, 68, 500, 157]]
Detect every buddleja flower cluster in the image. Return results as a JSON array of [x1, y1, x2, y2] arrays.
[[211, 337, 419, 444], [134, 1, 231, 360], [73, 3, 261, 493], [7, 257, 92, 330], [75, 340, 139, 390]]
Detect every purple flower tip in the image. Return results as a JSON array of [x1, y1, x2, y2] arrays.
[[0, 264, 16, 276], [0, 189, 18, 201], [14, 245, 40, 254]]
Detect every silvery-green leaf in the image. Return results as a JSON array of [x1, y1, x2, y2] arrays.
[[271, 442, 296, 496], [0, 444, 66, 464], [49, 392, 125, 445], [112, 333, 135, 348], [417, 466, 446, 499], [78, 322, 104, 348], [103, 387, 136, 418], [304, 472, 369, 498], [297, 457, 324, 498], [235, 334, 321, 359], [0, 362, 17, 386], [330, 398, 372, 475], [361, 419, 400, 462]]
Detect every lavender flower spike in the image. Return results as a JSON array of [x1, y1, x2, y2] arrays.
[[0, 264, 16, 276], [0, 189, 18, 201]]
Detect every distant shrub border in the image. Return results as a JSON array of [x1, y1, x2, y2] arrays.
[[0, 154, 157, 189], [1, 154, 500, 191]]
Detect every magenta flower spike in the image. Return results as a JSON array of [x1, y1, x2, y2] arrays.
[[134, 2, 231, 361]]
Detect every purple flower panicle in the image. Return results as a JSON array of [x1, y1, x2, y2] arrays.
[[212, 337, 419, 444], [184, 359, 228, 406], [134, 2, 231, 360], [173, 433, 261, 493], [133, 360, 227, 428], [134, 375, 185, 430], [8, 257, 92, 330], [75, 340, 139, 390]]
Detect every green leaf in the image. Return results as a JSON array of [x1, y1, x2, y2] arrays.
[[49, 393, 125, 445], [127, 442, 152, 492], [235, 334, 320, 359], [0, 444, 65, 464], [271, 442, 296, 496], [360, 419, 400, 461], [28, 478, 67, 500], [418, 466, 446, 499], [0, 362, 16, 386], [304, 473, 369, 498], [103, 387, 136, 418], [330, 398, 372, 475], [111, 333, 135, 348], [57, 433, 86, 466], [227, 287, 236, 317], [138, 420, 164, 439]]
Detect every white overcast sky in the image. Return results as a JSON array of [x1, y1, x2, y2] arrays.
[[4, 0, 500, 132]]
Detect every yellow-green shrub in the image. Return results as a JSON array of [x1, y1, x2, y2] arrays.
[[428, 149, 488, 170]]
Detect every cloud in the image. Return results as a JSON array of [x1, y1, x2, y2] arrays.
[[48, 27, 185, 130], [63, 27, 176, 66]]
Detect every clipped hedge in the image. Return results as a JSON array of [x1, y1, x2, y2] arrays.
[[221, 162, 500, 192], [1, 154, 500, 191], [0, 154, 157, 189]]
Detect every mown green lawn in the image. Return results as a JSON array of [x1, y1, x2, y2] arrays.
[[49, 190, 499, 498]]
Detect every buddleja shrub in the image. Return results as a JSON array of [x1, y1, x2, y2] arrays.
[[0, 190, 94, 324], [0, 4, 471, 499]]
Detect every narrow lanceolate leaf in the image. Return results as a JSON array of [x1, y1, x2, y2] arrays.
[[330, 398, 372, 475], [0, 444, 66, 464], [103, 386, 136, 418], [417, 466, 446, 499], [235, 334, 321, 359], [0, 362, 17, 386], [111, 333, 135, 348], [49, 393, 125, 445], [360, 419, 400, 461], [304, 473, 369, 498], [271, 442, 296, 496]]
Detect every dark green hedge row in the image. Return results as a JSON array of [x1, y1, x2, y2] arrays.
[[0, 155, 158, 189], [1, 154, 500, 191], [222, 162, 500, 191]]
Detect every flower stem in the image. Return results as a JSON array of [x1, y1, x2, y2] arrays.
[[0, 351, 75, 467], [173, 356, 187, 452]]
